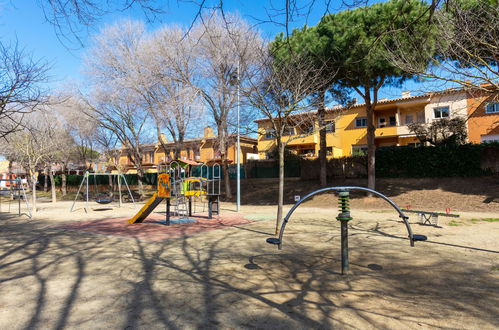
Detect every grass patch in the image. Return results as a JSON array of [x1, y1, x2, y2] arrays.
[[448, 220, 461, 226], [491, 266, 499, 271], [471, 218, 499, 223]]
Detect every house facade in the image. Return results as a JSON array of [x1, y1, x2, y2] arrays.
[[118, 127, 258, 173], [256, 88, 498, 159], [466, 91, 499, 143]]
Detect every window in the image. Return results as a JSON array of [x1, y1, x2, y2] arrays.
[[149, 151, 154, 163], [325, 120, 335, 133], [485, 103, 499, 114], [378, 117, 386, 128], [352, 145, 368, 156], [406, 142, 421, 147], [481, 135, 499, 143], [434, 106, 450, 119], [326, 147, 333, 155], [298, 149, 315, 157], [355, 117, 367, 128], [300, 123, 314, 134], [417, 112, 425, 123], [405, 114, 414, 124], [264, 128, 275, 139], [283, 126, 295, 136], [389, 116, 396, 126]]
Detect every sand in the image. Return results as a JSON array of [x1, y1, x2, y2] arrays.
[[0, 199, 498, 329]]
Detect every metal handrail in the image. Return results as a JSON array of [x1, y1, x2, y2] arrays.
[[273, 186, 415, 249]]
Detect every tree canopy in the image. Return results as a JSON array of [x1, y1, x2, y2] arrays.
[[316, 0, 437, 90]]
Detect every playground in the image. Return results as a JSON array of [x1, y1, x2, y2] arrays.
[[0, 177, 498, 329]]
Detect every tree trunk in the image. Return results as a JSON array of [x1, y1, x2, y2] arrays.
[[217, 124, 232, 199], [61, 163, 67, 196], [49, 170, 57, 203], [43, 166, 49, 192], [366, 101, 376, 191], [222, 161, 231, 199], [136, 166, 144, 197], [318, 89, 328, 187], [31, 171, 37, 213], [276, 140, 285, 235], [108, 174, 113, 194]]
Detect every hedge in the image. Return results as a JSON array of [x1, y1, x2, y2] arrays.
[[375, 143, 497, 178]]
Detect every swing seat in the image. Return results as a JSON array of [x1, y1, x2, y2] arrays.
[[266, 237, 281, 245], [95, 197, 114, 204]]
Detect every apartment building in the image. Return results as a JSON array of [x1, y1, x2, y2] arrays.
[[118, 127, 258, 173], [256, 88, 498, 158]]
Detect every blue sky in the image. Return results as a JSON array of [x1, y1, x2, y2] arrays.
[[0, 0, 446, 100]]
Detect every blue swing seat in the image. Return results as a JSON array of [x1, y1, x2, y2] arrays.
[[95, 198, 114, 204]]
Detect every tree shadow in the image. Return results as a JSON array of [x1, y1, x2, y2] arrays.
[[1, 214, 498, 328]]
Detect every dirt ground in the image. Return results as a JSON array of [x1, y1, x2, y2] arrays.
[[237, 176, 499, 213], [0, 187, 498, 329]]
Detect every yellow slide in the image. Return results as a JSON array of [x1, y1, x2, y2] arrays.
[[128, 192, 165, 224]]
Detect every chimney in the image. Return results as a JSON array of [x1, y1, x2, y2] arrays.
[[159, 133, 168, 144], [402, 91, 411, 98], [204, 126, 214, 138]]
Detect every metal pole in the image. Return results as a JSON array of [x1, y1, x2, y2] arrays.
[[118, 174, 122, 208], [16, 179, 20, 216], [85, 172, 89, 213], [166, 198, 170, 225], [336, 191, 352, 275], [236, 62, 241, 212], [188, 196, 192, 217], [70, 173, 86, 212]]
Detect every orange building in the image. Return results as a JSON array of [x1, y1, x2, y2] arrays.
[[467, 91, 499, 143], [118, 127, 258, 173]]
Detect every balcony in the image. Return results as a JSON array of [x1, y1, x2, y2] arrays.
[[286, 134, 318, 146], [375, 126, 398, 138]]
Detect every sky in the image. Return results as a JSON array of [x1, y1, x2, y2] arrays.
[[0, 0, 448, 101]]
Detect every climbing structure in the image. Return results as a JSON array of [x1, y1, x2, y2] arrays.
[[128, 161, 221, 225]]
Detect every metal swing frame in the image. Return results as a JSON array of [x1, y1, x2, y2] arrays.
[[0, 178, 32, 218], [70, 172, 136, 212]]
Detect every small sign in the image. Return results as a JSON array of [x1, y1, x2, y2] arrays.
[[294, 195, 301, 202]]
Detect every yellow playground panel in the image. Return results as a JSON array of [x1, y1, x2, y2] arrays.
[[128, 173, 171, 224], [158, 173, 171, 198], [183, 177, 208, 197]]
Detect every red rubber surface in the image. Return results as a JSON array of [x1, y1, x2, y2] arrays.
[[55, 213, 253, 242]]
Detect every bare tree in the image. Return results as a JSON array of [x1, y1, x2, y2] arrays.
[[189, 12, 263, 198], [246, 48, 337, 234], [77, 90, 152, 196], [82, 21, 156, 196], [138, 25, 205, 159], [93, 126, 123, 172], [0, 40, 50, 138], [53, 96, 100, 195], [1, 109, 71, 210]]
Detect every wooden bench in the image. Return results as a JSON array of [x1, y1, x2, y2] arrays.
[[401, 209, 459, 226]]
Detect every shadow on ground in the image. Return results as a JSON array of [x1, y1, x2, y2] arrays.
[[0, 214, 498, 329]]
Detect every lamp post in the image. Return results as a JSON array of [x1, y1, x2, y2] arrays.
[[236, 62, 241, 212]]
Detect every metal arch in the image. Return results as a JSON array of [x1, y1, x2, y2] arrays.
[[274, 186, 415, 249]]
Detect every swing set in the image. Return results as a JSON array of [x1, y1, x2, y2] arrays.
[[70, 172, 136, 212]]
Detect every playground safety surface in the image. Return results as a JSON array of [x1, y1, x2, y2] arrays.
[[55, 213, 253, 242]]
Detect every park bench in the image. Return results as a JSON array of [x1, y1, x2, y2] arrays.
[[401, 209, 459, 226]]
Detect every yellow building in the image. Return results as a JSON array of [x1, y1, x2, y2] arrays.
[[256, 89, 473, 158], [118, 127, 258, 173]]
